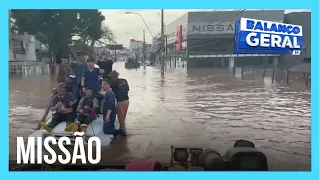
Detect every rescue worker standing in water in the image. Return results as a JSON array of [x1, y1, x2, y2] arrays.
[[101, 78, 126, 137], [109, 70, 130, 130]]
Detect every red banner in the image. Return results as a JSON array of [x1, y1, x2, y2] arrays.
[[176, 25, 183, 50]]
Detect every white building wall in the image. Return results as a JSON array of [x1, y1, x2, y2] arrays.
[[129, 40, 143, 52], [10, 33, 37, 61], [10, 10, 38, 62], [9, 10, 14, 61]]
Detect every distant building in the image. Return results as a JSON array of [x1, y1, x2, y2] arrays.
[[129, 39, 144, 59], [10, 33, 37, 61], [282, 12, 311, 70], [129, 39, 143, 51], [9, 10, 45, 62], [93, 47, 107, 55], [146, 44, 152, 49]]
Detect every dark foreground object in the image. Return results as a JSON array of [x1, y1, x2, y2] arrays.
[[10, 140, 268, 171], [9, 161, 163, 171]]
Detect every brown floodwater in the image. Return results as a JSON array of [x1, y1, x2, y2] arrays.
[[9, 62, 311, 170]]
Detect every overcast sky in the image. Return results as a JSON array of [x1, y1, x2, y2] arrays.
[[100, 9, 309, 47]]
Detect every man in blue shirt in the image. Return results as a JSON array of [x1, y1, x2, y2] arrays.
[[101, 78, 126, 137], [81, 58, 100, 95]]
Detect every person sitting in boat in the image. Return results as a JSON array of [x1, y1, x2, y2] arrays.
[[41, 83, 77, 133], [65, 87, 99, 134], [81, 58, 101, 96], [101, 78, 126, 137]]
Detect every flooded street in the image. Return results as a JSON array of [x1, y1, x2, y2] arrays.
[[9, 62, 311, 171]]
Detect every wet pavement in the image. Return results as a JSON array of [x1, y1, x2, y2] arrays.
[[9, 62, 311, 170]]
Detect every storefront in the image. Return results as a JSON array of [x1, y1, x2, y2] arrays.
[[163, 10, 310, 68], [281, 12, 311, 68]]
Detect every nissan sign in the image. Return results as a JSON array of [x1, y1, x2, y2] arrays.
[[188, 22, 235, 34]]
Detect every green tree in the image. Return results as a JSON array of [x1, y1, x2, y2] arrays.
[[70, 40, 94, 58], [11, 10, 77, 58], [76, 10, 115, 47], [11, 10, 115, 62]]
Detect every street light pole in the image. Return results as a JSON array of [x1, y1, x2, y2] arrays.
[[143, 30, 146, 68], [125, 12, 154, 39], [160, 9, 165, 76]]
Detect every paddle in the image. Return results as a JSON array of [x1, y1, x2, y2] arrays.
[[35, 93, 54, 130]]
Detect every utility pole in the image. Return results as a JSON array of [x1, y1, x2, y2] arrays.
[[143, 30, 146, 67], [160, 9, 165, 76], [136, 47, 139, 61], [114, 50, 117, 61]]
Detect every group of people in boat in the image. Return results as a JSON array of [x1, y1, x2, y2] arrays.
[[41, 51, 130, 137]]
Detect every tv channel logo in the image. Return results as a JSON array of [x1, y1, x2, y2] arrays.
[[234, 18, 303, 55]]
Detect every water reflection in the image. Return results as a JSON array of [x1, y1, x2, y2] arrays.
[[9, 62, 310, 170]]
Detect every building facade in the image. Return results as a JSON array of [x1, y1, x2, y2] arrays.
[[10, 33, 37, 61], [162, 10, 311, 69], [10, 10, 44, 62], [282, 12, 311, 69], [129, 39, 144, 59]]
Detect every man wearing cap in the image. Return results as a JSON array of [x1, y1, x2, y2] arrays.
[[109, 70, 130, 130], [81, 58, 101, 95], [41, 83, 77, 133]]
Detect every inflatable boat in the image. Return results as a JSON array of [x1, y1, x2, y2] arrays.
[[29, 110, 114, 147], [29, 97, 114, 148]]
